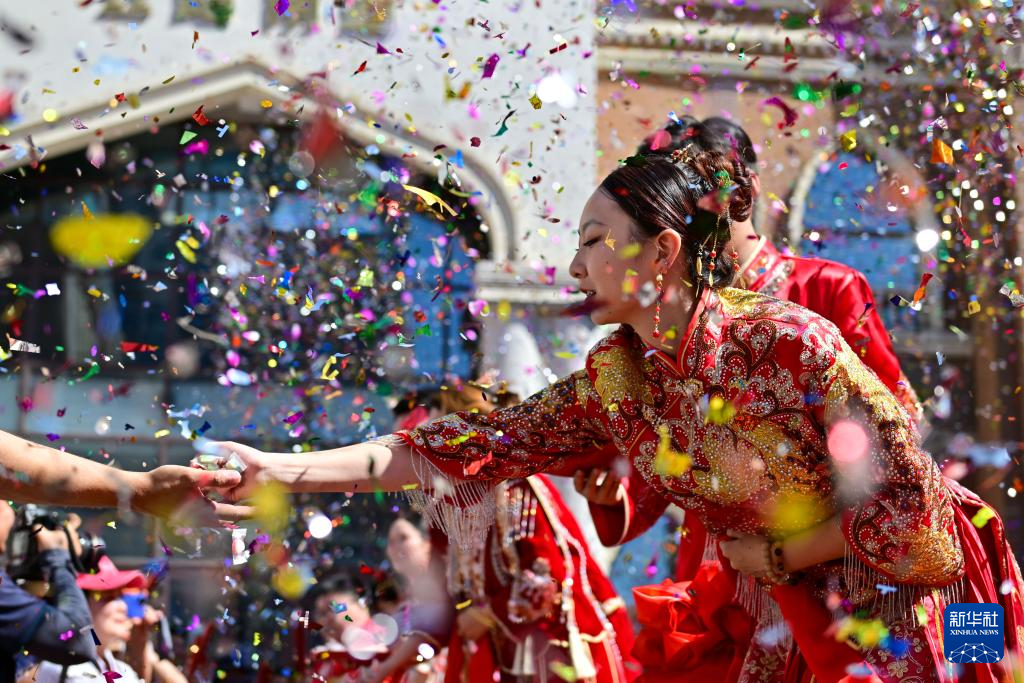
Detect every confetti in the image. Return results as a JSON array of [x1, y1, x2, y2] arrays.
[[7, 337, 40, 353], [401, 185, 458, 216], [761, 97, 798, 128], [971, 506, 996, 528], [930, 139, 954, 164], [482, 53, 500, 79], [653, 425, 691, 477]]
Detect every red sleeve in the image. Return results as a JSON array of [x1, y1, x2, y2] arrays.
[[397, 370, 618, 483], [815, 266, 922, 421], [797, 314, 963, 585], [823, 268, 901, 393], [394, 370, 618, 549]]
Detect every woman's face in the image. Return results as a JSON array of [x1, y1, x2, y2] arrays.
[[385, 519, 430, 578], [569, 189, 662, 327], [89, 593, 133, 647]]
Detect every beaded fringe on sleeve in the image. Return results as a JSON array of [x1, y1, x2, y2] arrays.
[[377, 433, 497, 550]]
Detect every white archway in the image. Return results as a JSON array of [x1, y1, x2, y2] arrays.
[[787, 137, 940, 245], [787, 137, 945, 333], [0, 60, 516, 266]]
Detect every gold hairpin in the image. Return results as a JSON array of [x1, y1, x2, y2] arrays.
[[668, 148, 693, 165]]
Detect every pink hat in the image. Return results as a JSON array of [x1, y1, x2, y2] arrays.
[[76, 556, 147, 592]]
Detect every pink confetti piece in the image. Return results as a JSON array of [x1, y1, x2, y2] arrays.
[[761, 96, 798, 129], [647, 129, 672, 151], [183, 139, 209, 155], [274, 0, 289, 16]]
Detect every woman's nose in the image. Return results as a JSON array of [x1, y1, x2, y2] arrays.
[[569, 251, 586, 280]]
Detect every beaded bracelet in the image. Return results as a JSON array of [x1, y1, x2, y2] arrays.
[[764, 539, 797, 585]]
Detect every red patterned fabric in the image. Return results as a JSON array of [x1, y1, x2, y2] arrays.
[[584, 240, 930, 681], [398, 287, 1024, 681], [738, 240, 918, 418]]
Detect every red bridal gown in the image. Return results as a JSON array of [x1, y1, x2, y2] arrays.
[[390, 287, 1024, 683], [444, 475, 638, 683], [590, 237, 932, 681]]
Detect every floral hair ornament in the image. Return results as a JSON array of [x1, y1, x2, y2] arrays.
[[670, 149, 734, 288]]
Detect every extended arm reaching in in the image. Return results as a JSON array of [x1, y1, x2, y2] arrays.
[[0, 430, 241, 520]]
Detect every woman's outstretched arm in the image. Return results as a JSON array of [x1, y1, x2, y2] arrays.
[[202, 370, 620, 503], [198, 438, 421, 499]]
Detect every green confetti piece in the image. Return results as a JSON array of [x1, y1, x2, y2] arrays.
[[70, 362, 101, 385], [549, 662, 578, 682], [179, 130, 198, 145], [493, 110, 516, 137]]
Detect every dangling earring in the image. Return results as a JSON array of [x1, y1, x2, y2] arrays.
[[707, 240, 718, 288], [652, 273, 664, 338], [706, 207, 729, 288]]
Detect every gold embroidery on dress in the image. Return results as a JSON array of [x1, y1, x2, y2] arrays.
[[590, 344, 653, 410]]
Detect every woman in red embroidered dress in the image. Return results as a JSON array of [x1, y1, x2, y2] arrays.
[[202, 149, 1024, 683]]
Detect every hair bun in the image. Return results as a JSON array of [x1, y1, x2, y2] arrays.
[[686, 149, 754, 222]]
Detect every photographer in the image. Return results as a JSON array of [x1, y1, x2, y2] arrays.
[[0, 501, 96, 680]]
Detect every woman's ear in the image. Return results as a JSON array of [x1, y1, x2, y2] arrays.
[[654, 229, 683, 271], [750, 172, 761, 200]]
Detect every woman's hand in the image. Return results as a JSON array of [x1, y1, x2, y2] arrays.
[[718, 530, 771, 578], [456, 605, 496, 641], [129, 466, 245, 524], [125, 604, 163, 682], [191, 440, 270, 503], [573, 468, 625, 507]]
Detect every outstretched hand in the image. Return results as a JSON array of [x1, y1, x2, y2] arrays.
[[130, 465, 250, 526], [190, 440, 270, 505]]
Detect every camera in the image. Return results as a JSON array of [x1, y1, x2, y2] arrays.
[[6, 505, 106, 582]]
